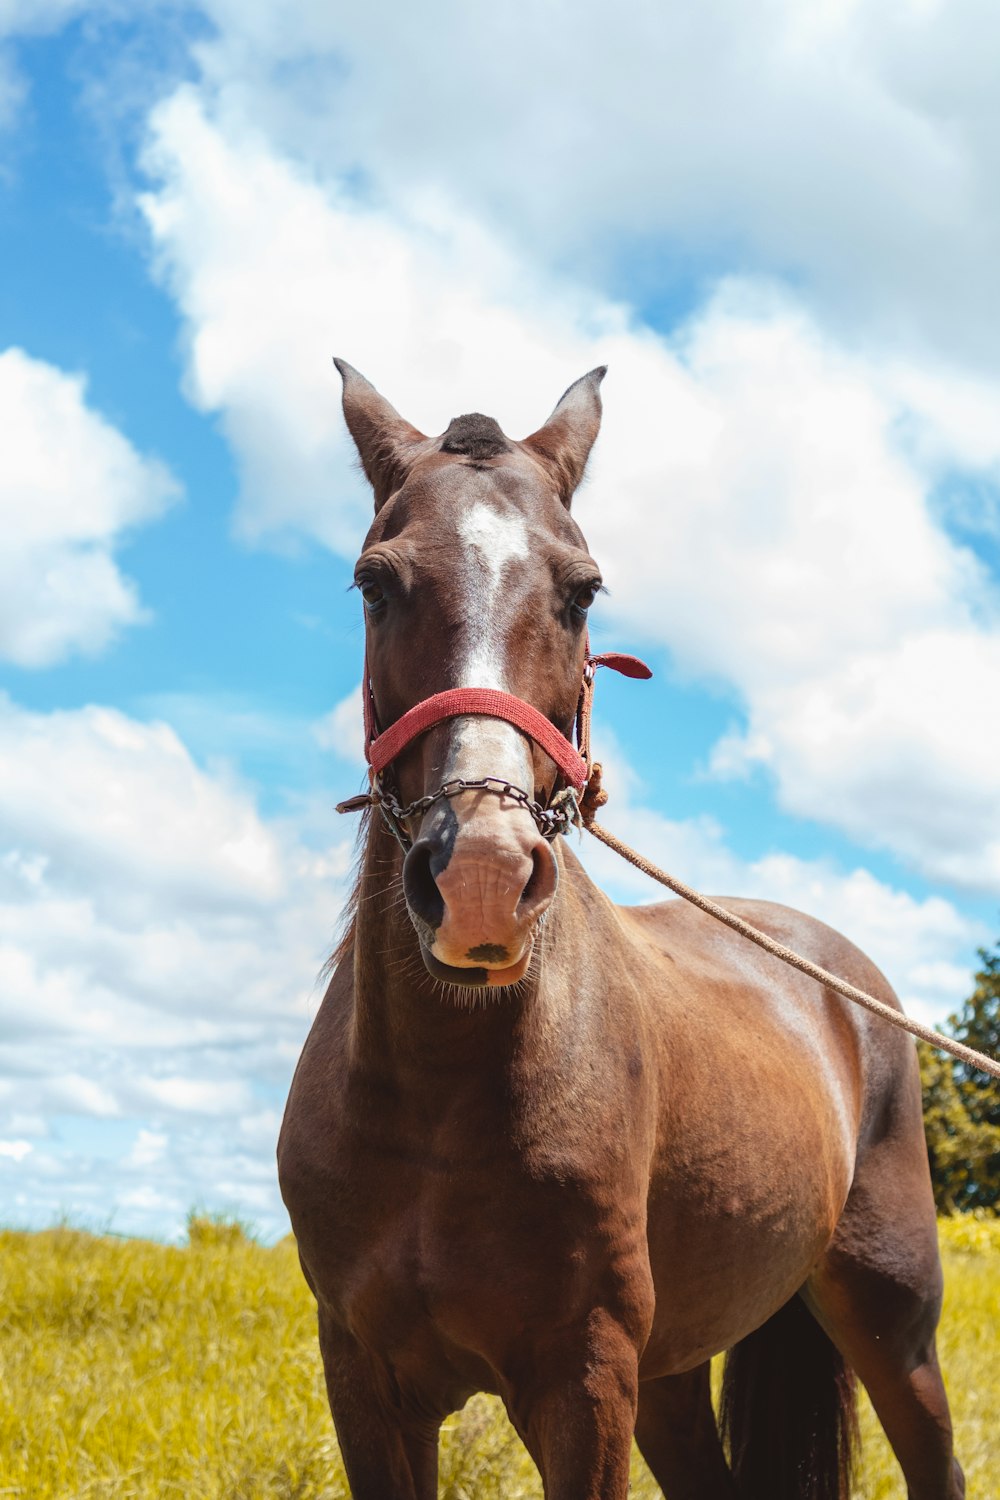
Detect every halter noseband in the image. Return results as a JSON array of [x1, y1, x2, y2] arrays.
[[337, 645, 652, 849]]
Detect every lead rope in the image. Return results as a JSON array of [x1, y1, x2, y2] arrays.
[[571, 670, 1000, 1081], [578, 796, 1000, 1082]]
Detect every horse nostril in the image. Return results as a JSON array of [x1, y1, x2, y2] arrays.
[[518, 848, 543, 907], [402, 840, 445, 929], [517, 842, 558, 915]]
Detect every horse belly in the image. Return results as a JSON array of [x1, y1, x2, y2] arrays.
[[640, 1089, 853, 1374]]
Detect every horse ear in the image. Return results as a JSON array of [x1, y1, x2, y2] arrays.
[[334, 359, 428, 510], [521, 366, 607, 506]]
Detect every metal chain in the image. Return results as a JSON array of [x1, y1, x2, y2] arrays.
[[337, 775, 581, 848]]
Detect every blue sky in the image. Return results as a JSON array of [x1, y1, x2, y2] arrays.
[[2, 1, 1000, 1240]]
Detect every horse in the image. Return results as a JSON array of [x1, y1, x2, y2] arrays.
[[278, 362, 964, 1500]]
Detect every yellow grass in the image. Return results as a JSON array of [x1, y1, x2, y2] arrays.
[[0, 1214, 996, 1498]]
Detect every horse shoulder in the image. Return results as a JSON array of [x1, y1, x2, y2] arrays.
[[620, 892, 909, 1098]]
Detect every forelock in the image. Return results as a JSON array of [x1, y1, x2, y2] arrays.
[[440, 413, 511, 461]]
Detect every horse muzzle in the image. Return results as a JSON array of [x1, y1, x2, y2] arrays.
[[401, 795, 559, 988]]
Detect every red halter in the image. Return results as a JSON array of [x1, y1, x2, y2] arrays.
[[336, 642, 652, 846], [363, 646, 652, 792]]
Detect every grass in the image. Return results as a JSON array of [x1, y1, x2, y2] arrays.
[[0, 1214, 996, 1498]]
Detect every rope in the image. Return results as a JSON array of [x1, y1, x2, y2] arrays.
[[583, 812, 1000, 1083]]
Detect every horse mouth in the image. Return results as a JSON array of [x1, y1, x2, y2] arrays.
[[418, 940, 534, 989]]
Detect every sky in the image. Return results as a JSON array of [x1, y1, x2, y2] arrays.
[[1, 0, 999, 1242]]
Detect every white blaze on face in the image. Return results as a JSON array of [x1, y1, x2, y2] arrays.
[[448, 500, 533, 786]]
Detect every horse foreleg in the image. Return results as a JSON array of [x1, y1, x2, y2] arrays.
[[503, 1309, 641, 1500], [634, 1363, 737, 1500], [316, 1308, 439, 1500]]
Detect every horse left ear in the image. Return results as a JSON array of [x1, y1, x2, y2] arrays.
[[334, 359, 428, 511], [521, 366, 607, 506]]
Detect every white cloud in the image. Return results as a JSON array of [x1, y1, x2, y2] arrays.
[[707, 628, 1000, 889], [583, 287, 1000, 892], [0, 695, 285, 916], [313, 683, 364, 768], [124, 1128, 167, 1168], [0, 348, 179, 666], [186, 0, 1000, 372], [127, 1075, 253, 1116], [137, 92, 1000, 892], [139, 86, 619, 551]]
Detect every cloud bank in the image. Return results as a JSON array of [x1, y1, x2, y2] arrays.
[[139, 89, 1000, 892], [189, 0, 1000, 372], [0, 695, 353, 1238], [5, 2, 1000, 1240]]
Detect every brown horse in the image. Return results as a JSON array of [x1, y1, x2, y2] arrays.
[[278, 364, 964, 1500]]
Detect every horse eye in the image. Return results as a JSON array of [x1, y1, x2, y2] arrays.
[[359, 579, 385, 613], [571, 583, 599, 618]]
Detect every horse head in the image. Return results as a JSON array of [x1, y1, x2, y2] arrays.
[[338, 359, 606, 989]]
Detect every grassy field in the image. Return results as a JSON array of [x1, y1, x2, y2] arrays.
[[0, 1214, 996, 1499]]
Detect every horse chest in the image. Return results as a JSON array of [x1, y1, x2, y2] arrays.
[[294, 1104, 650, 1379]]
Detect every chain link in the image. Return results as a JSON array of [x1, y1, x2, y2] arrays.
[[367, 775, 580, 847]]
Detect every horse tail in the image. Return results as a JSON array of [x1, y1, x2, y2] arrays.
[[720, 1293, 857, 1500]]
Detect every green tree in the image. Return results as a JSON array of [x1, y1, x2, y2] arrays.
[[919, 939, 1000, 1214]]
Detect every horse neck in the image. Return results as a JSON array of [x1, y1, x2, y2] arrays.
[[346, 819, 615, 1082], [348, 818, 526, 1070]]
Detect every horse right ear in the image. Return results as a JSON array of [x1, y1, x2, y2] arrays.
[[334, 359, 428, 510], [521, 366, 607, 506]]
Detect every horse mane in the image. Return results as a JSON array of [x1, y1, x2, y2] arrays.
[[324, 808, 373, 978], [440, 413, 511, 461], [324, 808, 405, 981]]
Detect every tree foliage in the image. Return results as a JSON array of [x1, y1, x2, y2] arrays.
[[919, 939, 1000, 1214]]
